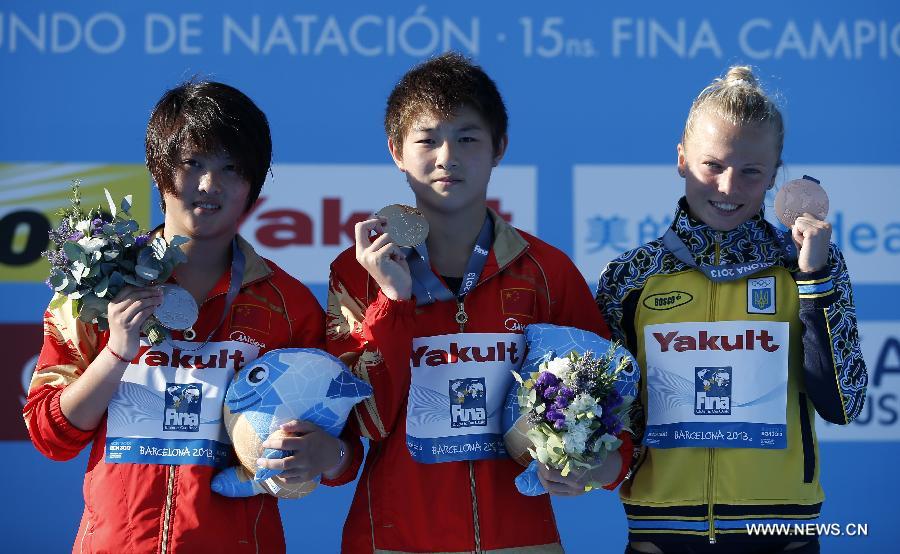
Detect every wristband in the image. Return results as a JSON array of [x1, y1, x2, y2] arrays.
[[106, 345, 133, 364]]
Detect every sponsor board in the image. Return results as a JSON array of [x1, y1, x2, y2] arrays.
[[573, 166, 678, 282], [407, 332, 523, 463], [644, 321, 789, 448], [0, 164, 152, 282], [573, 165, 900, 285], [238, 164, 536, 283]]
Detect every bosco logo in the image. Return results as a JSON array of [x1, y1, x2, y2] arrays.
[[164, 383, 202, 432], [449, 377, 487, 428], [643, 291, 693, 311], [694, 367, 732, 415]]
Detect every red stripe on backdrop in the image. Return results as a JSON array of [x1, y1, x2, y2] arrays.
[[2, 324, 43, 440]]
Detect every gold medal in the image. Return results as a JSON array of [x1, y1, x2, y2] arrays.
[[375, 204, 429, 247]]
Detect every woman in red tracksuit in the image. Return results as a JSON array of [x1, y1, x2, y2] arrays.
[[24, 81, 355, 553]]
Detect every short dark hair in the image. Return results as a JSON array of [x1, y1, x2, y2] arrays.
[[145, 80, 272, 211], [385, 52, 508, 157]]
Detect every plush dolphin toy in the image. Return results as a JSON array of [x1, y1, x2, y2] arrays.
[[211, 348, 371, 499]]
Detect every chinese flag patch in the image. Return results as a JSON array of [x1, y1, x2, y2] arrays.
[[230, 303, 271, 334], [501, 288, 536, 317]]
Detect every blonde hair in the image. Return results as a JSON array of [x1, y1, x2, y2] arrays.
[[682, 66, 784, 165]]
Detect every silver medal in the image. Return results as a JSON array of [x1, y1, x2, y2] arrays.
[[154, 284, 199, 331]]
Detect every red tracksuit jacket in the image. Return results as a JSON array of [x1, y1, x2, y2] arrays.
[[326, 210, 629, 553], [24, 236, 356, 553]]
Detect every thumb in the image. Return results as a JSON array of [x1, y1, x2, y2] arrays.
[[791, 224, 805, 248]]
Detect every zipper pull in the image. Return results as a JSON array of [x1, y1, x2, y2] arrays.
[[713, 231, 723, 265], [455, 299, 468, 332]]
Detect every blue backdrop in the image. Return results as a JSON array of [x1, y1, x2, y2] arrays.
[[2, 1, 898, 552]]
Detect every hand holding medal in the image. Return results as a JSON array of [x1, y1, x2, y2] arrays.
[[774, 175, 833, 273], [375, 204, 429, 248], [354, 204, 428, 301], [152, 284, 199, 339]]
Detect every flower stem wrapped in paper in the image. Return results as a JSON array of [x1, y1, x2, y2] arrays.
[[502, 324, 639, 496], [211, 348, 372, 499], [43, 182, 188, 344]]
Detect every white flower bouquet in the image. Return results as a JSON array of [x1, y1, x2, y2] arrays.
[[503, 324, 639, 495], [43, 182, 188, 343]]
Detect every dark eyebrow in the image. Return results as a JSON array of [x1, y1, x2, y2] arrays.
[[458, 124, 484, 132]]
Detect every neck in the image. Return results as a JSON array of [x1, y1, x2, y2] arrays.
[[163, 223, 234, 301], [419, 202, 488, 278]]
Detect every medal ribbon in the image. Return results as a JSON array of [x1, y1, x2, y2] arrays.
[[662, 227, 796, 283], [405, 215, 493, 307], [167, 239, 245, 350]]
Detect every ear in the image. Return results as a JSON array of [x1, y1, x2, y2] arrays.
[[388, 137, 405, 172], [492, 134, 509, 167], [154, 183, 167, 214], [676, 143, 687, 178], [768, 162, 780, 189]]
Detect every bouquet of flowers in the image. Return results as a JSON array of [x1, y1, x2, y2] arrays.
[[43, 182, 188, 344], [503, 324, 638, 496]]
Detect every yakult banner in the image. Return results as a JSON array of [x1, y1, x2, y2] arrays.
[[240, 165, 536, 282]]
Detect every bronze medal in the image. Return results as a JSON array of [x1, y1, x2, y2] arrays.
[[774, 178, 829, 227]]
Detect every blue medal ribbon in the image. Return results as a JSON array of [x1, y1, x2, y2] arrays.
[[662, 227, 796, 283], [405, 215, 494, 307], [168, 238, 245, 349]]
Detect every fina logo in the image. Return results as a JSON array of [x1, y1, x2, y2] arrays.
[[449, 377, 487, 428], [164, 383, 202, 432], [695, 367, 732, 415]]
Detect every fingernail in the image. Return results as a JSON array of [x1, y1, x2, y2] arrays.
[[256, 459, 265, 467]]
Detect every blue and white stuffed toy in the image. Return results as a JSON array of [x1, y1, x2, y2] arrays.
[[211, 348, 371, 498]]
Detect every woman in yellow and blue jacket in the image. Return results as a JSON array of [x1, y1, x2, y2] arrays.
[[596, 66, 867, 554]]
